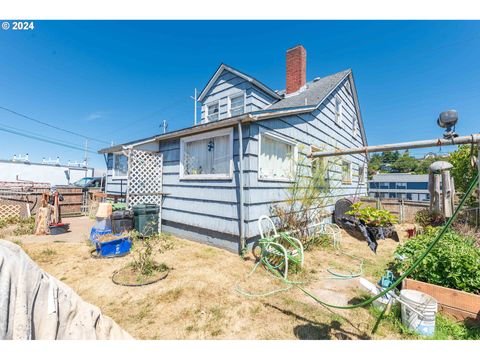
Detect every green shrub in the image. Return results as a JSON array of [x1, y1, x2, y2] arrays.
[[414, 209, 445, 228], [391, 228, 480, 294], [346, 202, 398, 227]]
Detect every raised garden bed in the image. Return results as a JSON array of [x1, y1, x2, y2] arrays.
[[403, 278, 480, 323]]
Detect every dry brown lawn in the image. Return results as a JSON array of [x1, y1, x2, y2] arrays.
[[6, 218, 415, 340]]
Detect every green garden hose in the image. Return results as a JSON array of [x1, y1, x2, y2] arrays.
[[296, 173, 479, 310], [236, 174, 479, 309]]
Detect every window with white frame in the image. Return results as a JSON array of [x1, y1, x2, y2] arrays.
[[180, 128, 233, 179], [310, 145, 329, 182], [259, 133, 297, 181], [335, 96, 343, 125], [341, 160, 352, 184], [353, 119, 358, 137], [113, 153, 128, 178], [206, 102, 219, 122], [358, 164, 365, 184], [229, 93, 245, 117]]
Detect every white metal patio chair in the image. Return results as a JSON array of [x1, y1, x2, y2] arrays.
[[257, 215, 304, 280]]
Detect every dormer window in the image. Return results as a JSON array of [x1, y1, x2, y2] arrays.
[[229, 93, 245, 117], [207, 102, 219, 122]]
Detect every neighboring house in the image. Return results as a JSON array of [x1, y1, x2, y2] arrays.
[[368, 173, 430, 201], [99, 45, 368, 252], [0, 159, 102, 186]]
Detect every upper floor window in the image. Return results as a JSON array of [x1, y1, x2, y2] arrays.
[[113, 153, 128, 179], [229, 93, 245, 117], [206, 102, 219, 122], [335, 96, 343, 125], [180, 128, 233, 180], [379, 182, 389, 189], [259, 132, 297, 181]]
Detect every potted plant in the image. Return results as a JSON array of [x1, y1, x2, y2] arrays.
[[346, 202, 399, 240]]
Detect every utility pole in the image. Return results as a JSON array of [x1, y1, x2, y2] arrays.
[[190, 88, 197, 126], [84, 139, 88, 177]]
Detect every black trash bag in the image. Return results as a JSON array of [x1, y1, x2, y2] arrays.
[[336, 216, 378, 253], [366, 225, 399, 242]]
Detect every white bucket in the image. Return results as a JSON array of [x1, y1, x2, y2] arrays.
[[400, 289, 438, 336]]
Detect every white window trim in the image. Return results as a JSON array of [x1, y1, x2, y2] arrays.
[[112, 152, 128, 180], [205, 100, 220, 122], [179, 127, 234, 180], [358, 164, 365, 185], [258, 131, 298, 182], [335, 96, 343, 125], [341, 160, 352, 185], [228, 91, 246, 118]]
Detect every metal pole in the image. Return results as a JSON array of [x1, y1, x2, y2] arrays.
[[237, 122, 246, 254], [311, 134, 480, 158], [193, 88, 197, 126]]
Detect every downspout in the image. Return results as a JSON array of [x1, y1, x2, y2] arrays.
[[237, 121, 246, 255]]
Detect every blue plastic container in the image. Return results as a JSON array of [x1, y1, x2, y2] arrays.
[[95, 236, 132, 257], [89, 227, 113, 244]]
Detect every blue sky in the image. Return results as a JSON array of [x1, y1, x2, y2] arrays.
[[0, 20, 479, 169]]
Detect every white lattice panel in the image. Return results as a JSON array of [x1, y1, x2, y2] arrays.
[[126, 149, 163, 231], [0, 203, 21, 219]]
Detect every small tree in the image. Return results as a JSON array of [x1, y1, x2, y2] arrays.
[[271, 146, 341, 243], [450, 144, 478, 207]]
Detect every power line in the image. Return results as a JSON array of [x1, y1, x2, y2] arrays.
[[0, 105, 110, 145], [0, 125, 98, 154]]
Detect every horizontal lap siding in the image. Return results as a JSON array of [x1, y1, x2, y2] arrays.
[[201, 69, 276, 122], [159, 125, 252, 248], [244, 77, 367, 238]]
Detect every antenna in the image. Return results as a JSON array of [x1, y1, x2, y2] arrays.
[[190, 88, 198, 126], [162, 119, 168, 134]]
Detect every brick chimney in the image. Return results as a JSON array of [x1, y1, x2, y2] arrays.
[[286, 45, 306, 94]]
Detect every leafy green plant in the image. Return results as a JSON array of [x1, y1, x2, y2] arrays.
[[346, 202, 398, 227], [414, 209, 445, 228], [391, 228, 480, 294]]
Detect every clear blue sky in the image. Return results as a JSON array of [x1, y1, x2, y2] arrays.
[[1, 20, 479, 169]]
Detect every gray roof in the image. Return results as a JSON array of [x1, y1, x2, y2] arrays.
[[370, 173, 429, 183], [267, 69, 351, 110]]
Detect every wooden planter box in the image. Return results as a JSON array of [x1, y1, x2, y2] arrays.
[[403, 278, 480, 323]]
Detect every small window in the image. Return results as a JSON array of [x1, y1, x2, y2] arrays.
[[180, 128, 233, 180], [341, 160, 352, 184], [380, 182, 389, 189], [310, 145, 329, 182], [353, 119, 358, 137], [335, 96, 343, 125], [229, 94, 245, 117], [113, 153, 128, 178], [358, 165, 365, 184], [207, 102, 219, 122], [259, 133, 297, 181], [396, 182, 407, 189]]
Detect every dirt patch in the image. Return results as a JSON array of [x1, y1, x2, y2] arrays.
[[6, 217, 413, 340]]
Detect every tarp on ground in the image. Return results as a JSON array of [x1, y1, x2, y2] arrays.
[[0, 240, 133, 340]]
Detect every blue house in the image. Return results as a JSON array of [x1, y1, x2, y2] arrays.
[[99, 45, 368, 253], [368, 173, 430, 201]]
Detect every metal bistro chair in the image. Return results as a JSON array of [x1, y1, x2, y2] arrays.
[[307, 213, 342, 249], [257, 215, 304, 280]]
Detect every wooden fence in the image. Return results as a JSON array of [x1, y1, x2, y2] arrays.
[[360, 197, 430, 223], [0, 185, 86, 218]]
